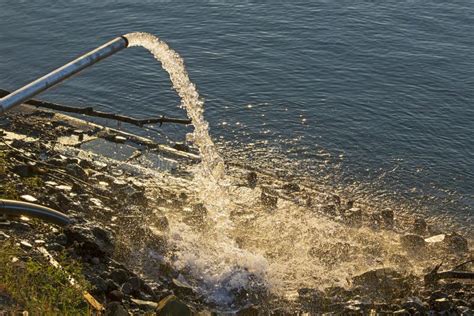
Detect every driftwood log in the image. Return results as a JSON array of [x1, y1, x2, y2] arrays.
[[0, 89, 191, 127], [425, 261, 474, 284]]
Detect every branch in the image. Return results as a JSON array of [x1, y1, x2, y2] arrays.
[[0, 89, 191, 127]]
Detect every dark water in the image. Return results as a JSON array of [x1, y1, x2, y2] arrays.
[[0, 1, 472, 225]]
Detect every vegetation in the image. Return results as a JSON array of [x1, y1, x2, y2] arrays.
[[0, 240, 91, 315]]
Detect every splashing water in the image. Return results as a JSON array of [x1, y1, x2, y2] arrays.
[[125, 32, 224, 181], [123, 32, 470, 311], [125, 32, 271, 307]]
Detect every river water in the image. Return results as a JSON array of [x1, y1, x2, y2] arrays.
[[0, 1, 472, 239]]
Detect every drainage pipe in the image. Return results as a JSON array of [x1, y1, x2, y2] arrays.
[[0, 199, 71, 226], [0, 36, 128, 114]]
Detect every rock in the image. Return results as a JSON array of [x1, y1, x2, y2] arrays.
[[261, 191, 278, 208], [64, 225, 114, 257], [430, 291, 449, 301], [91, 257, 101, 265], [444, 232, 468, 252], [109, 269, 129, 285], [381, 210, 394, 227], [333, 194, 341, 207], [20, 194, 38, 203], [392, 309, 410, 315], [66, 163, 88, 181], [432, 298, 452, 312], [425, 234, 445, 243], [19, 241, 33, 250], [130, 298, 158, 311], [105, 301, 128, 316], [282, 182, 300, 192], [12, 164, 37, 177], [0, 231, 10, 240], [107, 290, 124, 302], [105, 279, 119, 292], [120, 282, 133, 295], [90, 276, 108, 294], [353, 268, 408, 299], [156, 295, 191, 316], [413, 218, 427, 235], [246, 171, 257, 189], [400, 234, 426, 250], [345, 200, 354, 210], [114, 136, 127, 143]]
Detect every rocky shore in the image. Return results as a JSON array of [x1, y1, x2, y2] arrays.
[[0, 105, 472, 315]]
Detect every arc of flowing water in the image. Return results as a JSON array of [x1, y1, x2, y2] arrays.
[[124, 32, 225, 182]]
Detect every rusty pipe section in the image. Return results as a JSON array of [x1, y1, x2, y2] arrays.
[[0, 199, 71, 226], [0, 36, 128, 114]]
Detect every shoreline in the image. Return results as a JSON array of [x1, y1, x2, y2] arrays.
[[0, 104, 472, 314]]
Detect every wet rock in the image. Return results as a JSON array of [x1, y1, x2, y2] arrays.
[[0, 231, 10, 240], [400, 234, 426, 250], [90, 276, 108, 294], [105, 279, 120, 292], [107, 290, 124, 302], [105, 301, 128, 316], [381, 210, 394, 227], [65, 163, 88, 181], [109, 269, 129, 285], [345, 200, 354, 210], [282, 182, 300, 192], [432, 298, 452, 312], [19, 240, 33, 250], [353, 268, 408, 299], [156, 295, 191, 316], [247, 171, 258, 189], [425, 234, 445, 243], [413, 218, 427, 235], [444, 232, 468, 252], [261, 191, 278, 208], [64, 225, 114, 257]]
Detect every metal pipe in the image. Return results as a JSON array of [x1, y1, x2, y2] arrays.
[[0, 36, 128, 114], [0, 199, 71, 226]]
